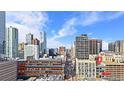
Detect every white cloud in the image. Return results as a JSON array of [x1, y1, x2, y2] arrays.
[[51, 30, 55, 34], [6, 11, 48, 43], [48, 12, 124, 48], [54, 17, 77, 39], [47, 38, 64, 48], [47, 17, 77, 48], [80, 12, 100, 26], [47, 38, 72, 49], [6, 12, 124, 49], [87, 32, 93, 36], [6, 11, 48, 28], [107, 12, 124, 20], [79, 12, 124, 26]]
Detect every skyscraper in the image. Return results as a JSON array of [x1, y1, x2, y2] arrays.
[[97, 40, 102, 53], [26, 33, 33, 44], [0, 11, 5, 56], [24, 44, 39, 60], [32, 38, 40, 45], [115, 40, 124, 53], [71, 43, 76, 60], [59, 46, 66, 56], [40, 31, 46, 54], [49, 48, 55, 58], [108, 40, 124, 53], [89, 39, 102, 54], [75, 34, 89, 59], [18, 42, 25, 59], [6, 26, 18, 58], [108, 42, 115, 52]]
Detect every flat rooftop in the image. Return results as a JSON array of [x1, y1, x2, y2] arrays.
[[35, 75, 64, 81], [18, 58, 65, 62]]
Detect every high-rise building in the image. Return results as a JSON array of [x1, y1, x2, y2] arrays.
[[25, 34, 40, 59], [26, 33, 33, 44], [108, 40, 124, 53], [108, 42, 115, 52], [48, 48, 58, 57], [18, 42, 25, 51], [32, 38, 40, 45], [66, 49, 71, 59], [115, 40, 124, 53], [24, 44, 39, 60], [89, 39, 102, 54], [75, 34, 89, 59], [59, 46, 66, 56], [0, 11, 5, 57], [54, 48, 59, 55], [71, 43, 76, 60], [6, 26, 18, 58], [97, 40, 102, 53], [49, 48, 55, 57], [18, 42, 25, 59], [40, 31, 47, 54]]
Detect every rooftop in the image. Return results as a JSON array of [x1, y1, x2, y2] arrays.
[[35, 75, 64, 81], [18, 57, 65, 62]]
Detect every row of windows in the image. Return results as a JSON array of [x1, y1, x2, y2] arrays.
[[26, 68, 64, 70]]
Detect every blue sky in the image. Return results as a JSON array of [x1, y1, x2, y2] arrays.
[[6, 11, 124, 50]]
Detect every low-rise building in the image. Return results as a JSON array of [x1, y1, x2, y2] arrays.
[[98, 52, 124, 64], [103, 63, 124, 81], [17, 58, 65, 80], [96, 51, 124, 81], [96, 62, 124, 81]]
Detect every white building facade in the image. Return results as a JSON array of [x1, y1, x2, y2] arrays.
[[24, 45, 39, 60], [76, 58, 96, 80]]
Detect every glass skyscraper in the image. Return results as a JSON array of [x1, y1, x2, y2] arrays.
[[6, 26, 18, 58], [26, 33, 33, 44], [0, 11, 5, 56], [40, 31, 47, 54]]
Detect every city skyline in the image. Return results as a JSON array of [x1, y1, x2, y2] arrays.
[[6, 11, 124, 50], [1, 11, 124, 81]]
